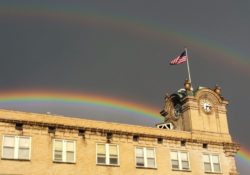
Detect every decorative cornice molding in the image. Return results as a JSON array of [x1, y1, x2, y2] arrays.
[[223, 142, 241, 157], [0, 118, 240, 150]]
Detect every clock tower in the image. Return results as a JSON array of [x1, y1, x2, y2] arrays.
[[158, 79, 231, 141]]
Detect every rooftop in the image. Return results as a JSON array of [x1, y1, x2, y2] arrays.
[[0, 108, 234, 145]]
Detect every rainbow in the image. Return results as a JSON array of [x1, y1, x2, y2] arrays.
[[0, 89, 249, 167], [0, 90, 162, 121], [0, 2, 249, 73], [0, 2, 249, 170], [237, 146, 250, 164]]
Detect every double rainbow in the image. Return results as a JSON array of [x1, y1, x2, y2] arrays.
[[0, 2, 249, 168]]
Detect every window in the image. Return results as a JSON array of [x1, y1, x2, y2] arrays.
[[203, 143, 208, 149], [156, 123, 174, 130], [53, 139, 76, 163], [170, 151, 190, 171], [2, 135, 31, 160], [157, 138, 163, 144], [96, 143, 119, 165], [181, 140, 186, 147], [133, 135, 139, 142], [135, 147, 156, 168], [203, 154, 221, 173]]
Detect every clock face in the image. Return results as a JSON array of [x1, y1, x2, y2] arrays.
[[200, 98, 213, 113]]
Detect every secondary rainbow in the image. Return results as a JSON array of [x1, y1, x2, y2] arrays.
[[0, 2, 249, 73]]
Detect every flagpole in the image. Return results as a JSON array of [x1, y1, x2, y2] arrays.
[[185, 48, 192, 83]]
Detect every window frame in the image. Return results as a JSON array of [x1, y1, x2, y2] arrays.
[[170, 150, 191, 171], [96, 143, 119, 166], [2, 135, 31, 160], [135, 147, 157, 168], [52, 139, 76, 163], [203, 153, 222, 173]]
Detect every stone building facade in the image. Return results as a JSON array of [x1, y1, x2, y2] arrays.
[[0, 82, 239, 175]]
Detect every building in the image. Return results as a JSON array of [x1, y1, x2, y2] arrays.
[[0, 80, 239, 175]]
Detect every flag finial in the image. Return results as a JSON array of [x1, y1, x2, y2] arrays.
[[184, 79, 192, 91]]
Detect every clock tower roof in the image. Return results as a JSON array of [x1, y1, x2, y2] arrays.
[[170, 81, 225, 103]]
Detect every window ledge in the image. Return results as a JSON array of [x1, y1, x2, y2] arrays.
[[136, 166, 157, 170], [96, 163, 120, 167], [1, 158, 30, 161], [172, 168, 191, 172], [205, 172, 223, 174], [53, 161, 76, 164]]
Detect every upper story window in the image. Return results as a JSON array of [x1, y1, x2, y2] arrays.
[[2, 135, 31, 160], [96, 143, 119, 165], [156, 123, 174, 130], [53, 139, 76, 163], [170, 151, 190, 171], [203, 154, 221, 173], [135, 147, 156, 168]]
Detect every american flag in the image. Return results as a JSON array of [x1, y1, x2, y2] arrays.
[[169, 50, 188, 65]]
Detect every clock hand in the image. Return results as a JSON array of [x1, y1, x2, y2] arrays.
[[206, 104, 211, 111]]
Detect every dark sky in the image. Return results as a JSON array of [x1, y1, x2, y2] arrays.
[[0, 1, 249, 174]]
